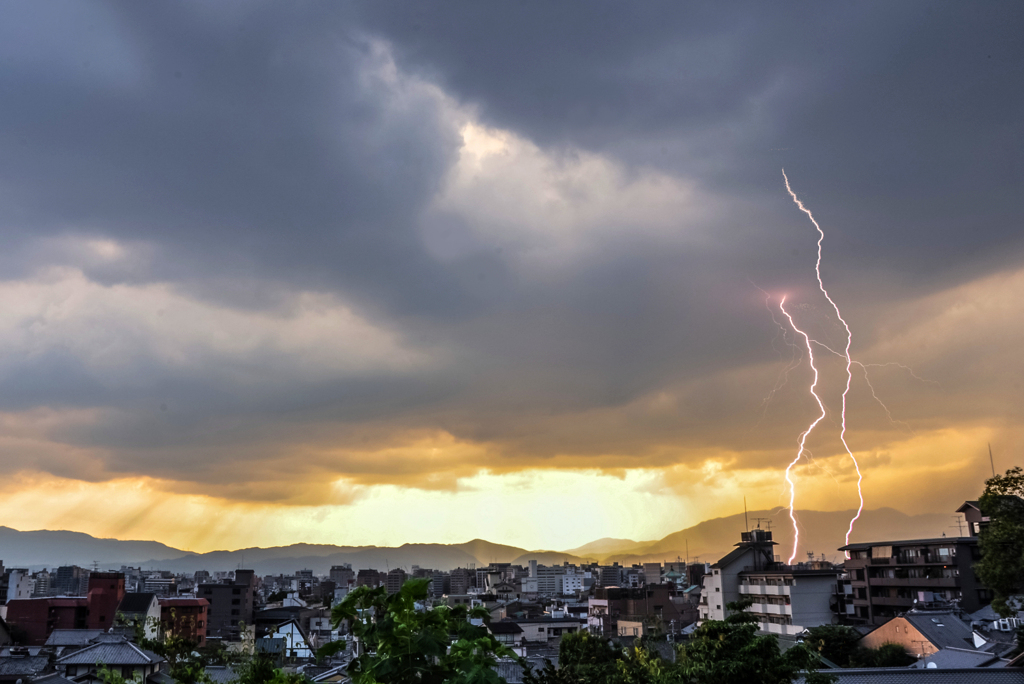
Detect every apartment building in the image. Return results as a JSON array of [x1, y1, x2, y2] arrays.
[[700, 529, 841, 636], [839, 536, 984, 625]]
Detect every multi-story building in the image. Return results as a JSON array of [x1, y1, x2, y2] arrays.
[[385, 569, 408, 595], [839, 535, 984, 625], [588, 584, 685, 636], [356, 569, 382, 588], [329, 565, 355, 589], [199, 569, 254, 640], [160, 598, 210, 646], [54, 566, 90, 596], [597, 564, 623, 588], [449, 568, 473, 595], [700, 529, 841, 636], [430, 571, 448, 598], [6, 569, 32, 602], [85, 572, 126, 631], [31, 570, 52, 598], [642, 563, 662, 584]]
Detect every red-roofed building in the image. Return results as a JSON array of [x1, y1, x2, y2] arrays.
[[159, 598, 209, 645]]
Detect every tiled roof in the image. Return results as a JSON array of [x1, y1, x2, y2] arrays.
[[796, 668, 1024, 684], [488, 622, 524, 634], [118, 593, 158, 614], [904, 612, 976, 650], [30, 673, 78, 684], [56, 640, 162, 666], [0, 655, 51, 677], [710, 547, 750, 569], [911, 648, 1005, 669], [45, 630, 106, 647], [493, 659, 525, 683], [203, 666, 237, 684]]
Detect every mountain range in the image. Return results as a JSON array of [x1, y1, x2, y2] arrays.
[[0, 507, 958, 574]]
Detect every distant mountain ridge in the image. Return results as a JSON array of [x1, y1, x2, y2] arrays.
[[0, 507, 955, 574]]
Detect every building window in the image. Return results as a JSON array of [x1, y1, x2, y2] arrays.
[[232, 599, 240, 605], [231, 609, 240, 616]]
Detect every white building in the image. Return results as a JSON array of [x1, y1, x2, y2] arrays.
[[6, 570, 32, 602], [699, 528, 841, 636]]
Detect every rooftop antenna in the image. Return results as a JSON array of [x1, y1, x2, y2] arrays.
[[752, 517, 772, 531], [988, 443, 996, 478], [950, 515, 966, 536], [744, 497, 749, 532]]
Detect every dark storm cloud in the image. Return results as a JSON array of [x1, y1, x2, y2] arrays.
[[358, 0, 1024, 277], [0, 0, 1021, 496]]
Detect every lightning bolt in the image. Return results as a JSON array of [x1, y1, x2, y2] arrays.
[[779, 296, 827, 564], [781, 169, 863, 561]]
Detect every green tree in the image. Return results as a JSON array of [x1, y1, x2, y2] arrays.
[[802, 624, 861, 667], [526, 602, 835, 684], [319, 577, 516, 684], [676, 600, 836, 684], [976, 466, 1024, 617], [849, 643, 914, 668], [522, 630, 624, 684]]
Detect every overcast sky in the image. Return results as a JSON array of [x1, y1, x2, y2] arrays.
[[0, 1, 1021, 552]]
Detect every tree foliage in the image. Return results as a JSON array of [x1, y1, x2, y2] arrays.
[[523, 630, 624, 684], [802, 625, 861, 668], [976, 466, 1024, 617], [848, 643, 914, 668], [525, 601, 834, 684], [321, 577, 516, 684], [677, 600, 835, 684]]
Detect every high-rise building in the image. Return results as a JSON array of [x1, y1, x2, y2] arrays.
[[385, 569, 408, 595], [329, 565, 355, 588], [450, 568, 473, 595], [55, 566, 90, 596], [199, 569, 255, 640]]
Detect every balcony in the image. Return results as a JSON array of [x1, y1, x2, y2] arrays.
[[871, 597, 915, 607], [738, 584, 789, 596], [760, 622, 803, 636], [869, 577, 957, 588]]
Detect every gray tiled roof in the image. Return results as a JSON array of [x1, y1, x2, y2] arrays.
[[797, 668, 1024, 684], [45, 630, 106, 647], [493, 659, 525, 683], [203, 666, 237, 684], [30, 673, 78, 684], [904, 612, 976, 650], [56, 640, 162, 666], [911, 648, 1004, 669], [0, 655, 51, 677], [118, 593, 158, 614]]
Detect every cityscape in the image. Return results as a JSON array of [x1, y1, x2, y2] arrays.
[[1, 1, 1023, 684]]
